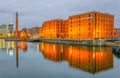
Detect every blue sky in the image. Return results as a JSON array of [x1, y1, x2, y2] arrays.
[[0, 0, 119, 30]]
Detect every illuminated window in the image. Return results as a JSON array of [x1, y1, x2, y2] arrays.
[[98, 23, 99, 26], [88, 32, 90, 35], [89, 23, 91, 26], [89, 28, 90, 30], [98, 19, 99, 21], [98, 15, 100, 17]]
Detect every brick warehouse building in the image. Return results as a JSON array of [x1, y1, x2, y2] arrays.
[[27, 27, 40, 38], [38, 11, 114, 39], [68, 11, 114, 39], [39, 19, 68, 38]]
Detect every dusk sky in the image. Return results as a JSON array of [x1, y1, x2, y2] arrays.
[[0, 0, 119, 30]]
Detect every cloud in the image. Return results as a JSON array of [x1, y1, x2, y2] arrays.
[[0, 0, 119, 29]]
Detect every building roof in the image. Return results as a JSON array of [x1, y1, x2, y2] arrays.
[[69, 11, 114, 18]]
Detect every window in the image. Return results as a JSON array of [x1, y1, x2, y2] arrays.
[[89, 28, 90, 30], [88, 32, 90, 35], [88, 14, 91, 21], [98, 23, 99, 26], [98, 19, 99, 21], [89, 23, 91, 26]]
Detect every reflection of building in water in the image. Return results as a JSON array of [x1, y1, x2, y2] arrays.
[[15, 41, 27, 68], [68, 46, 113, 74], [0, 39, 5, 48], [39, 43, 63, 61], [0, 39, 27, 68], [38, 43, 113, 74], [16, 42, 19, 68], [6, 41, 14, 56], [20, 41, 27, 52], [0, 39, 14, 56]]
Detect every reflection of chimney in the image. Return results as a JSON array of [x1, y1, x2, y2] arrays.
[[15, 12, 19, 37], [15, 42, 19, 68]]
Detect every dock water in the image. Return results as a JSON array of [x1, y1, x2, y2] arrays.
[[4, 38, 120, 47]]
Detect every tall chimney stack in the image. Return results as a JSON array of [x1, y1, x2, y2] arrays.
[[15, 12, 19, 37]]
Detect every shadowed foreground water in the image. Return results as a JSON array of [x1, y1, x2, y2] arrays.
[[0, 39, 120, 78]]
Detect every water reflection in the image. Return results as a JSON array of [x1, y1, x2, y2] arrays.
[[15, 41, 27, 68], [0, 39, 27, 68], [0, 39, 114, 74], [20, 41, 27, 51], [38, 42, 113, 74], [0, 39, 14, 56], [15, 42, 19, 68]]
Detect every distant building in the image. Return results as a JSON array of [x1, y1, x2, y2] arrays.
[[20, 28, 28, 38], [114, 28, 120, 38], [0, 24, 14, 37], [27, 27, 40, 38]]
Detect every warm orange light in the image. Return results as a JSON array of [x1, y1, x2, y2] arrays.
[[20, 41, 27, 51], [38, 12, 114, 39], [38, 43, 113, 73], [20, 28, 28, 38]]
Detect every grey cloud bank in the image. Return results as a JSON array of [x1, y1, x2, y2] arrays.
[[0, 0, 119, 29]]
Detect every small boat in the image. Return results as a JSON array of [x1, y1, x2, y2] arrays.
[[112, 46, 120, 55]]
